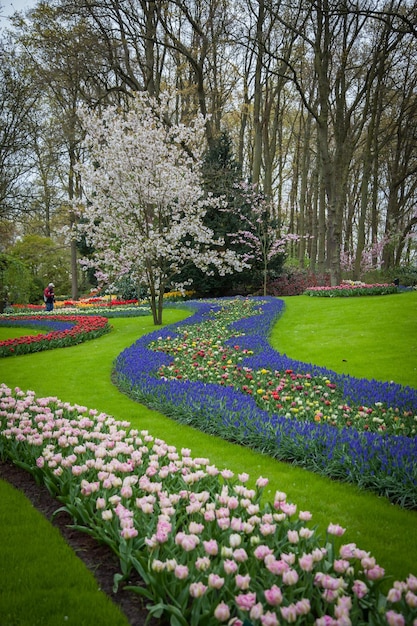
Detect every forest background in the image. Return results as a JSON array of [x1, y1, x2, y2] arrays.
[[1, 0, 417, 305]]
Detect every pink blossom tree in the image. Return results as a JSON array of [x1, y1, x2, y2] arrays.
[[227, 182, 301, 296], [340, 236, 391, 277], [75, 94, 246, 324]]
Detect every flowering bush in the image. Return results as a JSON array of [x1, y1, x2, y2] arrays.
[[0, 315, 111, 356], [114, 297, 417, 508], [1, 384, 416, 626], [266, 270, 331, 296], [304, 283, 397, 297]]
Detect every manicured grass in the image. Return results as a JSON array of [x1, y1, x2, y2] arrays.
[[0, 328, 44, 339], [275, 291, 417, 388], [0, 480, 129, 626], [1, 297, 417, 625]]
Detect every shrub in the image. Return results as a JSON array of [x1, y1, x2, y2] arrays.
[[265, 269, 331, 296]]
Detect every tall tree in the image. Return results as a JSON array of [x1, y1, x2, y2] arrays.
[[0, 40, 39, 221], [77, 93, 245, 324], [14, 2, 118, 298]]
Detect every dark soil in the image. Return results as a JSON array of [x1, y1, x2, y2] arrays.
[[0, 460, 162, 626]]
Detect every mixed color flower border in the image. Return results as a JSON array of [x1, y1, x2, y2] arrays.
[[304, 283, 397, 297], [114, 297, 417, 509], [0, 384, 416, 626], [0, 315, 111, 357]]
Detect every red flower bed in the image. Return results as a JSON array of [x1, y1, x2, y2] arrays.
[[0, 315, 111, 357]]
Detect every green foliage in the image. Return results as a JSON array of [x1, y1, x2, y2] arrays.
[[201, 131, 242, 198], [361, 265, 417, 287], [8, 234, 71, 301], [179, 132, 247, 296], [0, 253, 33, 309]]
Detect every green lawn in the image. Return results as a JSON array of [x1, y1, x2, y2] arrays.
[[1, 295, 416, 625], [275, 291, 417, 388], [0, 327, 44, 339], [0, 481, 129, 626]]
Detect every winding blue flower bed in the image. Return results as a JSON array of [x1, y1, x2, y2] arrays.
[[114, 297, 417, 508], [0, 318, 76, 332]]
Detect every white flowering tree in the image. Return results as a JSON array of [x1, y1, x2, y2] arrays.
[[76, 94, 246, 324]]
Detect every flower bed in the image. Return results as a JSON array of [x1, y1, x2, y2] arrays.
[[7, 291, 193, 316], [304, 283, 397, 297], [0, 384, 416, 626], [6, 302, 151, 318], [0, 315, 111, 357], [114, 297, 417, 508]]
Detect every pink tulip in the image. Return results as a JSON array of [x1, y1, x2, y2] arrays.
[[235, 574, 251, 590], [235, 592, 257, 611], [352, 579, 368, 599], [195, 557, 211, 571], [299, 553, 314, 572], [407, 575, 417, 591], [282, 569, 299, 585], [339, 543, 358, 559], [280, 604, 298, 623], [224, 559, 238, 574], [233, 548, 248, 562], [254, 545, 273, 560], [203, 539, 219, 555], [189, 582, 207, 598], [214, 602, 230, 622], [333, 559, 351, 574], [174, 565, 189, 580], [260, 612, 279, 626], [385, 610, 406, 626], [260, 523, 276, 536], [327, 523, 346, 536], [266, 558, 289, 575], [120, 526, 138, 539], [208, 573, 224, 589], [387, 587, 403, 603], [315, 617, 337, 626], [250, 602, 264, 619], [264, 585, 283, 606], [406, 591, 417, 608], [366, 565, 385, 580], [295, 598, 311, 615]]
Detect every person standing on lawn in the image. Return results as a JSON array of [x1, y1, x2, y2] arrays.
[[43, 282, 55, 311]]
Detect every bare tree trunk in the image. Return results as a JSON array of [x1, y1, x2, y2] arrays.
[[252, 0, 265, 185], [68, 145, 79, 301]]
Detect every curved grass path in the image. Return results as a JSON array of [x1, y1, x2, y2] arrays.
[[1, 298, 416, 598]]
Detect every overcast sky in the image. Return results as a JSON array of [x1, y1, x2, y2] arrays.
[[1, 0, 36, 25]]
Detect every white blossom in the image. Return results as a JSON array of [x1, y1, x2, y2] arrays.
[[75, 92, 246, 323]]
